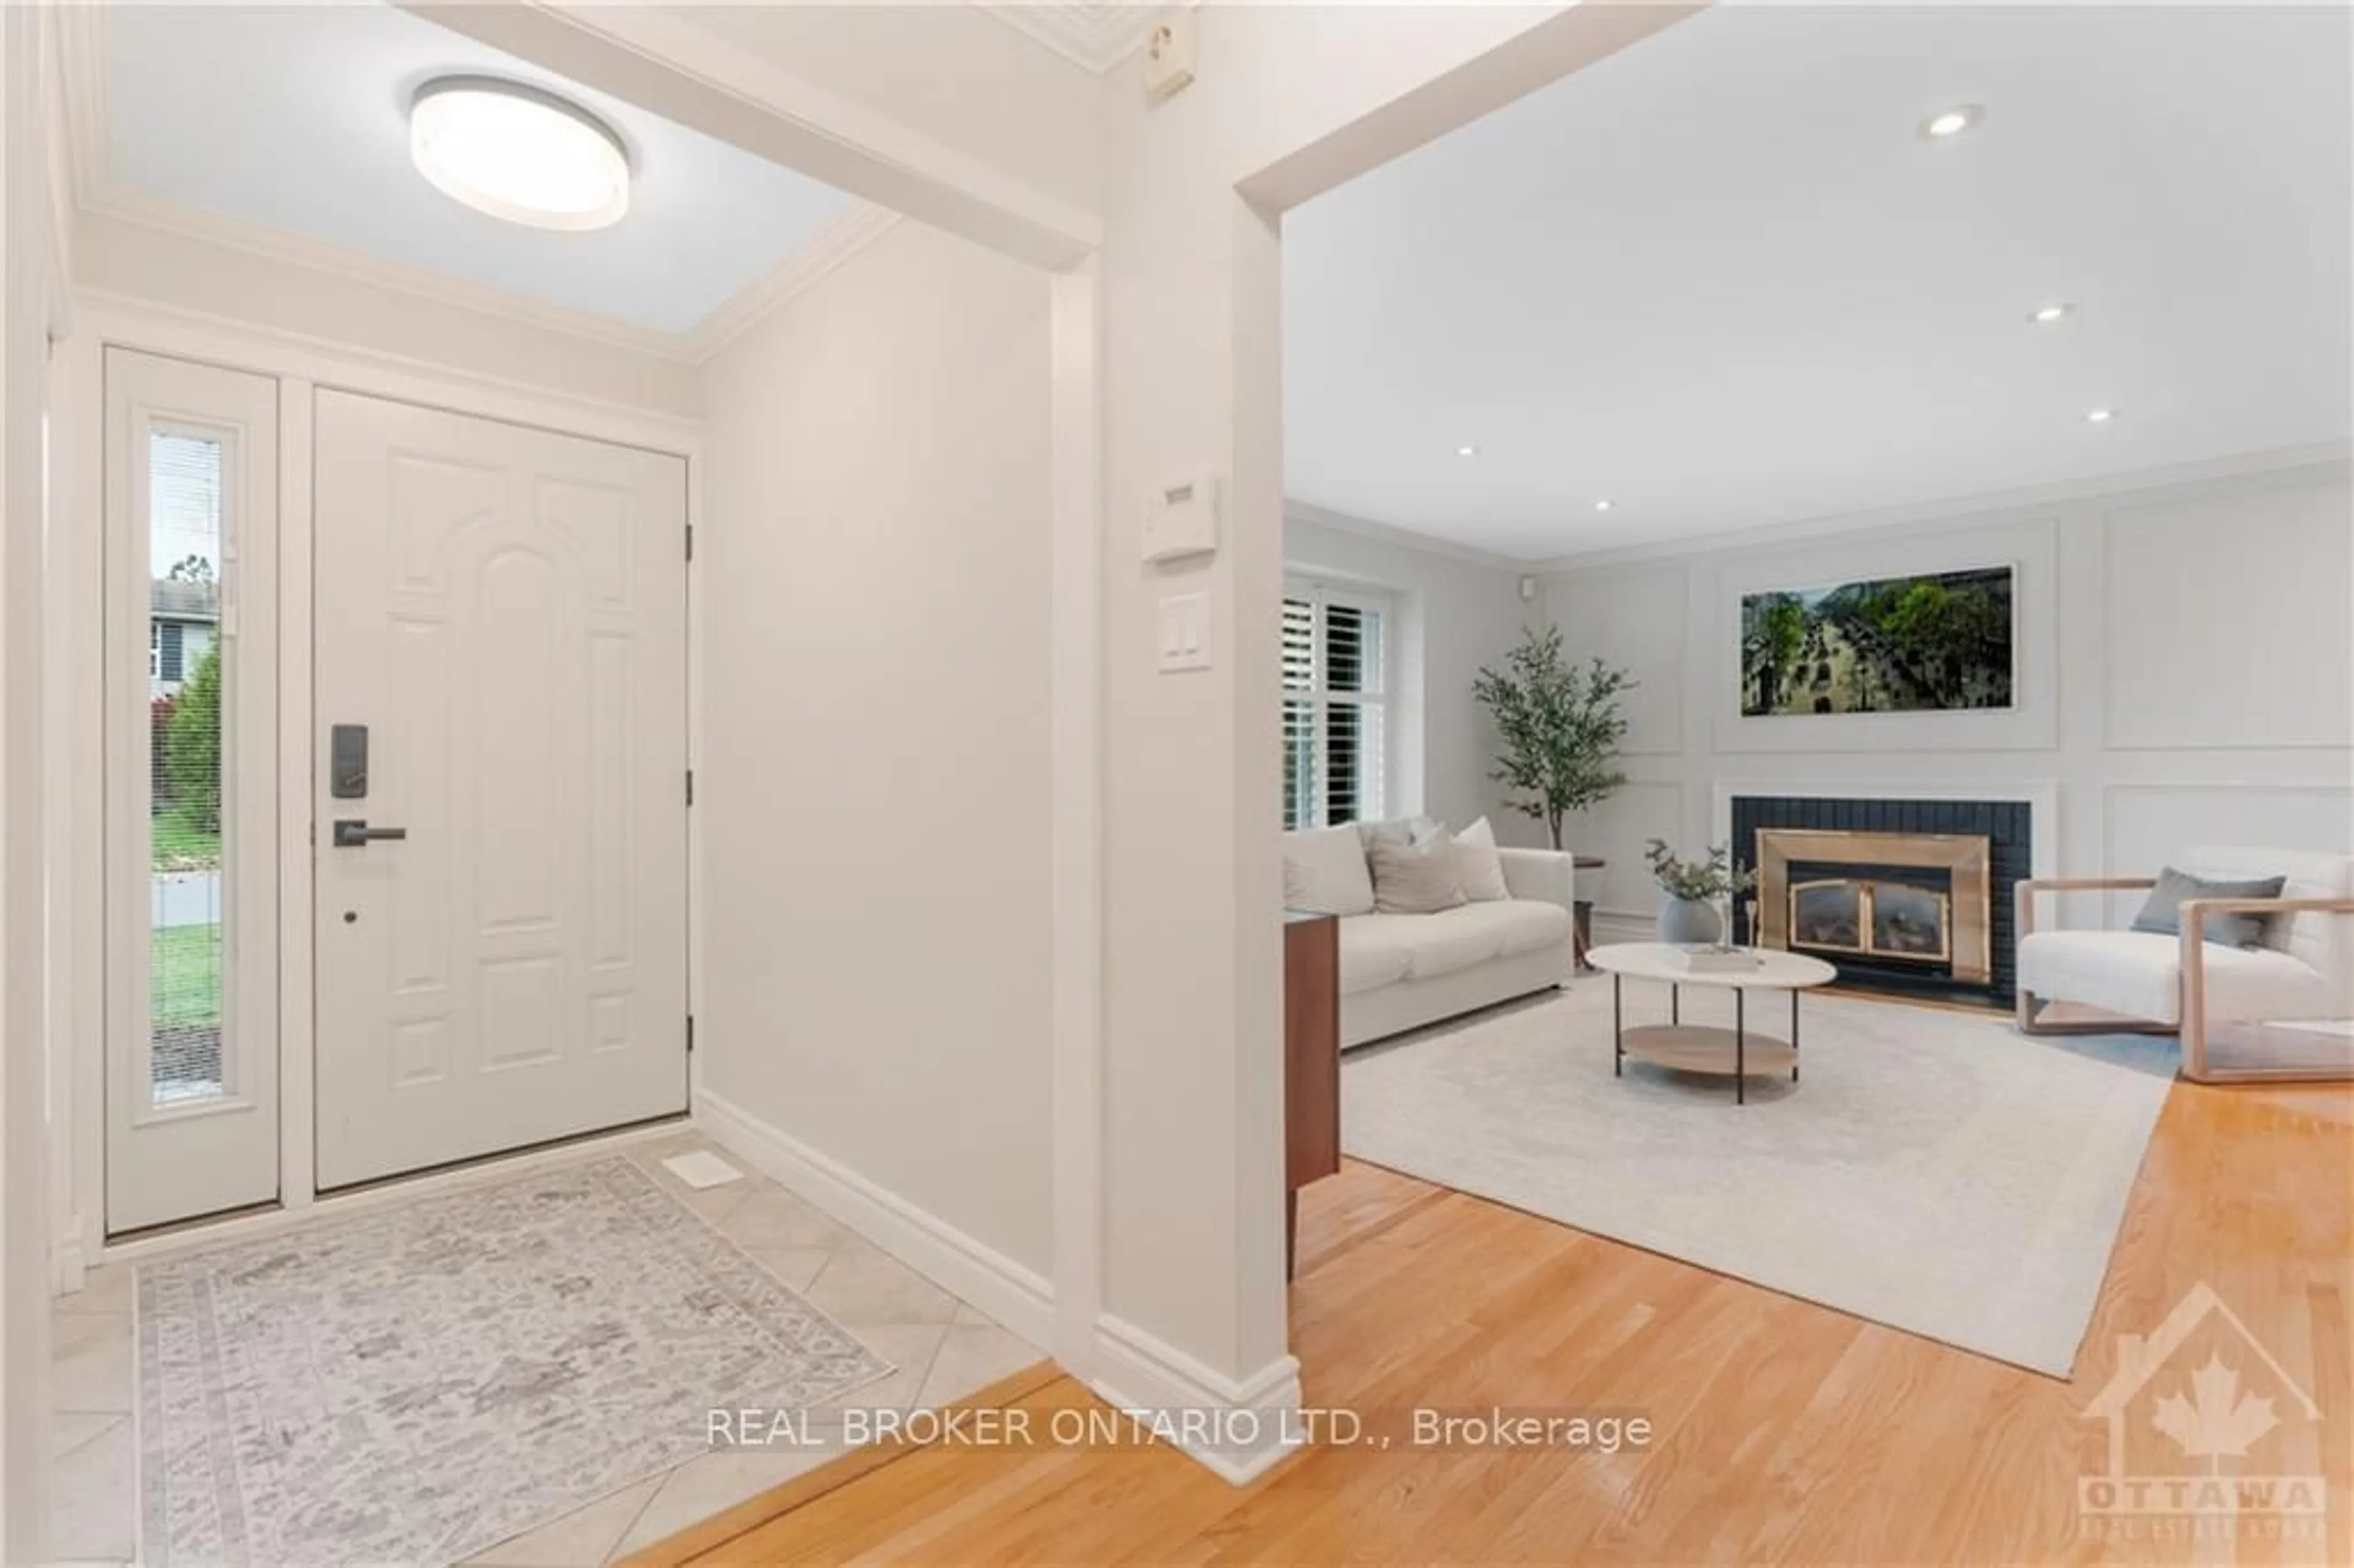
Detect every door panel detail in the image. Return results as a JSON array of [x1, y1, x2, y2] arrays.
[[314, 390, 687, 1187]]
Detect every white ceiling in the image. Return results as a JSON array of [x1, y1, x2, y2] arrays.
[[1284, 4, 2354, 563], [102, 2, 855, 338]]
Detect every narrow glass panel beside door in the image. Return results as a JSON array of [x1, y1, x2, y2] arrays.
[[105, 348, 280, 1235], [148, 431, 229, 1107]]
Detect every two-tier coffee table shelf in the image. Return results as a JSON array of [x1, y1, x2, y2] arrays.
[[1586, 943, 1837, 1104]]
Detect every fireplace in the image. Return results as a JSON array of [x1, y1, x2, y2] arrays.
[[1756, 827, 1992, 986], [1790, 877, 1952, 963], [1732, 797, 2030, 1006]]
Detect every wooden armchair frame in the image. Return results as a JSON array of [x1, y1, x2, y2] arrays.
[[2016, 878, 2354, 1082]]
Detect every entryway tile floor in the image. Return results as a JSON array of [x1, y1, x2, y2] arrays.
[[45, 1125, 1046, 1566]]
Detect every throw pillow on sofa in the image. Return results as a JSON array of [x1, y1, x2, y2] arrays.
[[1358, 815, 1439, 850], [1369, 827, 1469, 915], [2130, 866, 2286, 949], [1454, 816, 1510, 902], [1284, 824, 1376, 916]]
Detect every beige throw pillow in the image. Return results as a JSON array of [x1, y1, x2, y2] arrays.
[[1282, 824, 1376, 916], [1369, 827, 1469, 915], [1454, 816, 1511, 902]]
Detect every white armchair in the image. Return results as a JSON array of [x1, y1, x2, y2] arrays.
[[2015, 847, 2354, 1083]]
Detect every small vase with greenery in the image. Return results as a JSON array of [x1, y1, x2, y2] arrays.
[[1471, 625, 1634, 851], [1644, 839, 1758, 948]]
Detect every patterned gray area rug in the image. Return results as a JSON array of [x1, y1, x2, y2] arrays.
[[139, 1155, 891, 1565]]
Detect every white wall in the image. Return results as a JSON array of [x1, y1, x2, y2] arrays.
[[1283, 507, 1539, 842], [698, 218, 1055, 1282], [0, 4, 59, 1550], [1540, 462, 2354, 929]]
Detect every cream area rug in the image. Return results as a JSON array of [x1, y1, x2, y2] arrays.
[[1341, 978, 2174, 1377], [139, 1156, 891, 1566]]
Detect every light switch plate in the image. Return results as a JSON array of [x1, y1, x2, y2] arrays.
[[1158, 592, 1211, 672]]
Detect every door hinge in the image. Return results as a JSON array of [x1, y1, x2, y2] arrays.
[[685, 768, 695, 807], [686, 1014, 695, 1054], [685, 523, 694, 562]]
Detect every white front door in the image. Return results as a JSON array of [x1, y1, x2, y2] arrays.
[[312, 390, 688, 1189]]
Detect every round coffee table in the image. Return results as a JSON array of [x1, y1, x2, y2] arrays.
[[1586, 943, 1837, 1104]]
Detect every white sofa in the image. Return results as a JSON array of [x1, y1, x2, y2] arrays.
[[1284, 823, 1577, 1048], [2016, 845, 2354, 1081]]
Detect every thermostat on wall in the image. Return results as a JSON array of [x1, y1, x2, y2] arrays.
[[1142, 473, 1219, 564]]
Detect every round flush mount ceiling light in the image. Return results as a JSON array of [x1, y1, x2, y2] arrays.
[[2085, 407, 2118, 424], [1593, 499, 1615, 512], [410, 76, 630, 231], [1918, 104, 1984, 142], [2028, 301, 2078, 325], [1455, 444, 1480, 458]]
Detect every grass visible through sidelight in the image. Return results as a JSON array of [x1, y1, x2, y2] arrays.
[[152, 807, 222, 872], [152, 923, 223, 1030]]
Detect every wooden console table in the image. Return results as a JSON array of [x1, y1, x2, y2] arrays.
[[1284, 911, 1340, 1280]]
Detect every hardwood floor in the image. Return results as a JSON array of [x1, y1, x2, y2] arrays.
[[633, 1077, 2352, 1565]]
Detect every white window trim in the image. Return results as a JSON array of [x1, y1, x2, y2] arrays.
[[1282, 577, 1392, 830]]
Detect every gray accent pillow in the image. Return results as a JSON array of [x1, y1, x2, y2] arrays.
[[1368, 827, 1469, 915], [2130, 867, 2285, 949], [1358, 815, 1439, 850]]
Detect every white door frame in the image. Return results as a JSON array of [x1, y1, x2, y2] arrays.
[[101, 348, 281, 1231], [63, 294, 703, 1254]]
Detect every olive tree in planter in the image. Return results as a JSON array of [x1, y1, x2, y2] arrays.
[[1471, 625, 1634, 852]]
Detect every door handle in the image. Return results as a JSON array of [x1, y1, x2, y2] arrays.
[[332, 819, 408, 848]]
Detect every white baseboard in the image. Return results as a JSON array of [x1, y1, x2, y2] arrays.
[[694, 1089, 1307, 1488], [693, 1089, 1056, 1355], [1593, 911, 1656, 946], [1089, 1312, 1304, 1484], [50, 1217, 86, 1296]]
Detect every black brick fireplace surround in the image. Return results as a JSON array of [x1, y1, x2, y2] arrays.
[[1730, 795, 2032, 1007]]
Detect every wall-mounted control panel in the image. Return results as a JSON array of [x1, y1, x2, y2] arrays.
[[1142, 473, 1219, 565]]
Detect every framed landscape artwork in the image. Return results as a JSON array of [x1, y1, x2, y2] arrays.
[[1740, 565, 2015, 717]]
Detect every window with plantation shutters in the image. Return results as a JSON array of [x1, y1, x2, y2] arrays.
[[1282, 582, 1388, 830]]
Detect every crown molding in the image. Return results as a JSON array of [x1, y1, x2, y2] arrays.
[[1522, 443, 2354, 576], [976, 2, 1164, 74], [83, 182, 902, 371], [1284, 498, 1534, 576], [81, 184, 699, 362], [680, 204, 903, 363]]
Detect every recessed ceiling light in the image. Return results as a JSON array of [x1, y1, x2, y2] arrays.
[[2085, 408, 2117, 424], [1455, 444, 1480, 458], [411, 76, 630, 232], [2028, 302, 2077, 325], [1593, 500, 1615, 512], [1919, 104, 1984, 142]]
